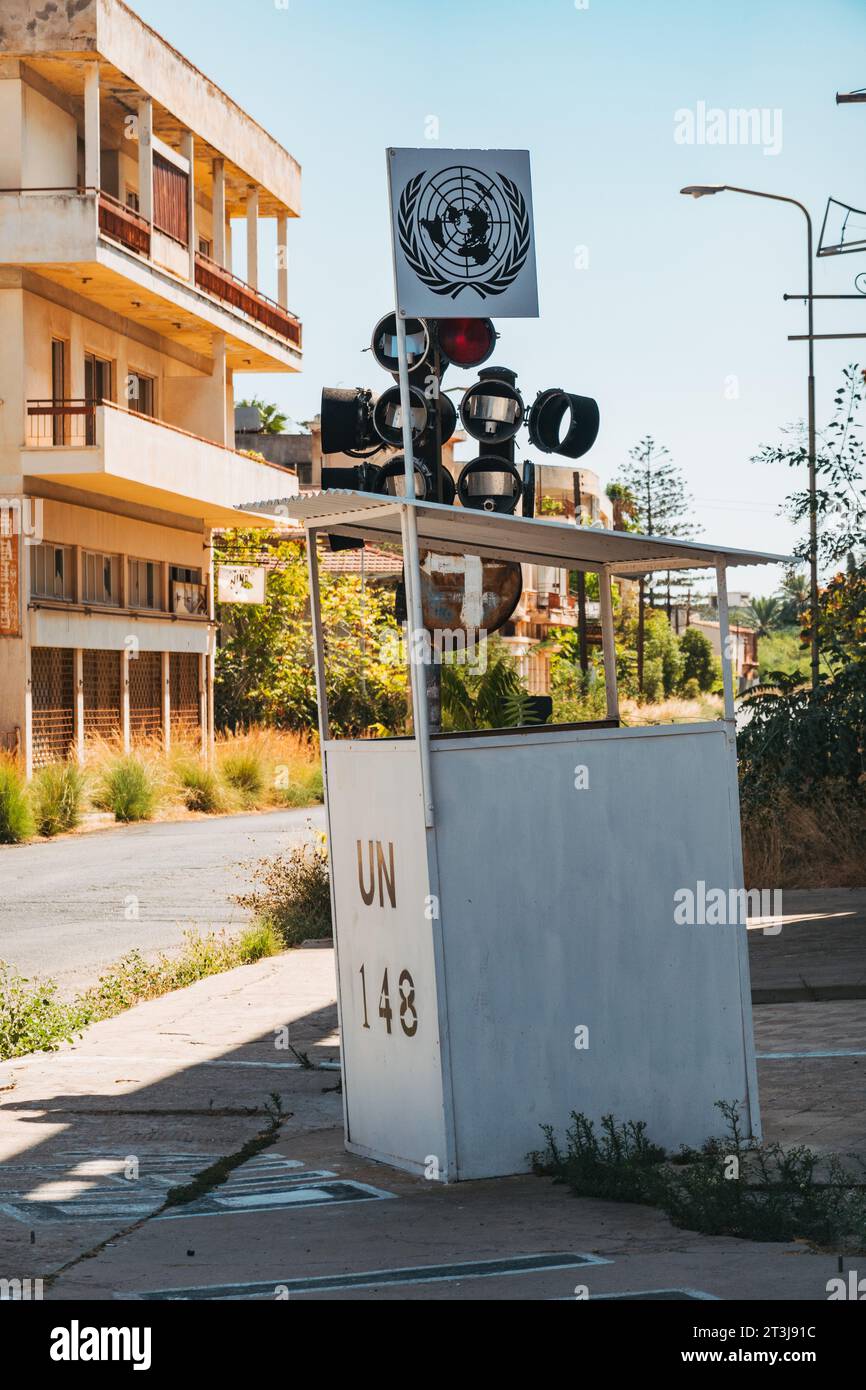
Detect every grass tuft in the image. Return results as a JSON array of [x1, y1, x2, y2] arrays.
[[93, 755, 158, 822], [0, 757, 35, 844], [31, 762, 86, 837]]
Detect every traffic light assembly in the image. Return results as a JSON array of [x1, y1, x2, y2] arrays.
[[319, 314, 600, 517]]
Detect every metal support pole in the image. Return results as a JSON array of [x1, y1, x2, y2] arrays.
[[715, 557, 736, 723], [306, 527, 331, 745], [599, 565, 620, 722]]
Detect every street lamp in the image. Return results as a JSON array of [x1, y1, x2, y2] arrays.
[[680, 183, 820, 689]]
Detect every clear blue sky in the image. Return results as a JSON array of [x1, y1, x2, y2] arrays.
[[133, 0, 866, 594]]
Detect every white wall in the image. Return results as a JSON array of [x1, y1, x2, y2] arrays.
[[21, 84, 77, 189]]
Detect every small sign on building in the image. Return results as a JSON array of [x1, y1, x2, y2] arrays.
[[217, 565, 266, 605], [388, 149, 539, 318]]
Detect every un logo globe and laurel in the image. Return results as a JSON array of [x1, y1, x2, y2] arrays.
[[398, 165, 530, 300]]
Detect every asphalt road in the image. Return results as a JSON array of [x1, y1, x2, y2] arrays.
[[0, 806, 325, 992]]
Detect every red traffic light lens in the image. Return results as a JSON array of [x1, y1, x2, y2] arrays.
[[437, 318, 496, 369]]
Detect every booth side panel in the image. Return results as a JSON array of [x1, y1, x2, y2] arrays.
[[324, 740, 450, 1175], [431, 724, 759, 1180]]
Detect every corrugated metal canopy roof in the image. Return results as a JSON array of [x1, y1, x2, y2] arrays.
[[250, 491, 790, 574]]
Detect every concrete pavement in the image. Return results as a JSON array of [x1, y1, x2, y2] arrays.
[[0, 806, 325, 993], [0, 891, 862, 1302]]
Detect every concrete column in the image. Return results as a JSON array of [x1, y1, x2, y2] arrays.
[[206, 528, 215, 764], [225, 218, 233, 273], [137, 97, 153, 225], [121, 650, 131, 753], [161, 651, 171, 751], [277, 213, 288, 308], [246, 186, 259, 288], [211, 333, 227, 446], [212, 158, 226, 266], [181, 130, 196, 284], [73, 649, 85, 765], [83, 62, 101, 192]]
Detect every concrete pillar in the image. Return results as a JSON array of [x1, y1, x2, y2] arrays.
[[181, 130, 196, 284], [121, 650, 131, 753], [212, 158, 226, 266], [277, 213, 288, 309], [225, 218, 233, 274], [137, 97, 153, 225], [211, 333, 228, 446], [84, 62, 101, 192], [73, 649, 85, 765], [246, 186, 259, 288], [161, 651, 171, 751]]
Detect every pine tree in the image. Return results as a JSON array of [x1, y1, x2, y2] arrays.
[[609, 438, 700, 690]]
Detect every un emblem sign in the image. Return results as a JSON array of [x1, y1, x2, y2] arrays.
[[388, 149, 539, 319]]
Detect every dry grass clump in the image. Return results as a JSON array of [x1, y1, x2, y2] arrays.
[[621, 693, 723, 725], [742, 783, 866, 889]]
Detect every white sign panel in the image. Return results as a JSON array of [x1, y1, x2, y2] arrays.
[[388, 148, 538, 318], [217, 565, 266, 605]]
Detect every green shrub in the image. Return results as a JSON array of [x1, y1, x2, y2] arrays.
[[175, 758, 225, 813], [679, 626, 720, 692], [275, 765, 323, 807], [95, 756, 157, 822], [0, 760, 35, 844], [220, 749, 266, 804], [236, 835, 332, 947], [0, 960, 88, 1059], [532, 1102, 866, 1251], [31, 762, 86, 837]]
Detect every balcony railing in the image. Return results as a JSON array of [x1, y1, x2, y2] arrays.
[[98, 191, 151, 256], [195, 252, 302, 350], [26, 399, 97, 448]]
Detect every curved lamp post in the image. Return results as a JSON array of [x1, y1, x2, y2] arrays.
[[680, 184, 819, 689]]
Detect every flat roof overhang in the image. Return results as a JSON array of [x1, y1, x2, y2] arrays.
[[253, 492, 791, 573]]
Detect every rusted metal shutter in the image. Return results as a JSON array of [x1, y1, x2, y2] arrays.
[[153, 154, 189, 245], [170, 652, 200, 737], [129, 650, 163, 739], [31, 647, 74, 767], [83, 650, 121, 742]]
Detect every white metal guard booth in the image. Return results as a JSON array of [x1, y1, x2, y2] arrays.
[[278, 491, 786, 1182]]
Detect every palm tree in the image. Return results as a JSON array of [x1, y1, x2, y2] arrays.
[[780, 569, 809, 617], [237, 397, 288, 435], [747, 595, 782, 637]]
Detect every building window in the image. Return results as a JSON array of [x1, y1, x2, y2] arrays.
[[30, 543, 74, 601], [128, 558, 162, 610], [153, 154, 189, 245], [170, 565, 202, 585], [126, 188, 140, 213], [126, 372, 156, 418], [84, 354, 114, 446], [198, 236, 212, 258], [83, 550, 120, 606]]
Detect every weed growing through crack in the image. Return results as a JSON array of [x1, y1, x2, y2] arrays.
[[531, 1102, 866, 1252]]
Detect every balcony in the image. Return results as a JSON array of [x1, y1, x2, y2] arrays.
[[23, 400, 298, 527], [98, 191, 151, 257], [195, 253, 302, 351], [0, 189, 301, 373]]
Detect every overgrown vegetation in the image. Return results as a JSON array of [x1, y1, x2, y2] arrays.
[[236, 832, 332, 947], [31, 763, 86, 837], [93, 754, 159, 822], [531, 1103, 866, 1251], [0, 924, 281, 1061], [0, 757, 35, 844]]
